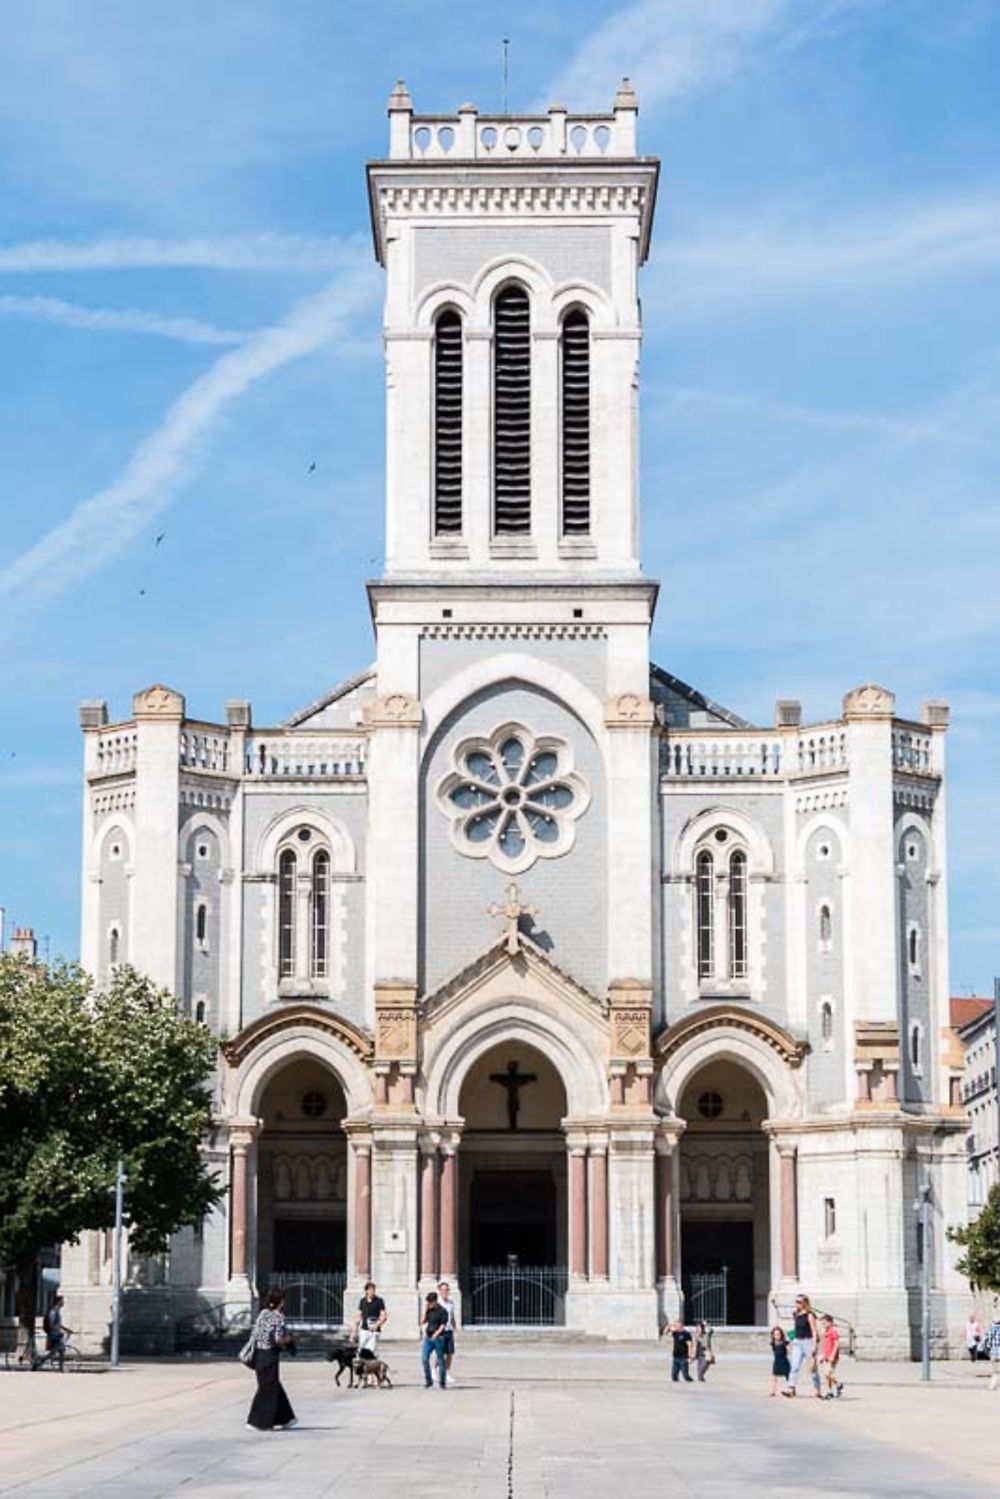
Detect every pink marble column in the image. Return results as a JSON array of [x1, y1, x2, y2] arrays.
[[655, 1146, 674, 1280], [230, 1140, 250, 1279], [569, 1148, 588, 1278], [419, 1147, 438, 1280], [439, 1149, 457, 1277], [590, 1147, 608, 1279], [779, 1146, 798, 1280], [354, 1145, 372, 1278]]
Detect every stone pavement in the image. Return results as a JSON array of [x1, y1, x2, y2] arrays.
[[1, 1345, 999, 1498]]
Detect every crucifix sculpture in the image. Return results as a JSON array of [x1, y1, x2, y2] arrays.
[[489, 1059, 538, 1131], [487, 882, 538, 955]]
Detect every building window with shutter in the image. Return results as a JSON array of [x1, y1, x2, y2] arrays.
[[433, 309, 463, 534], [278, 849, 296, 978], [696, 850, 714, 979], [311, 850, 330, 977], [560, 308, 590, 535], [493, 284, 531, 534]]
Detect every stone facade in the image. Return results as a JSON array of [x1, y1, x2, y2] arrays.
[[62, 83, 970, 1357]]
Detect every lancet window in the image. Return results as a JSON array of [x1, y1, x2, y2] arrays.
[[493, 285, 531, 534], [560, 308, 591, 535], [433, 308, 463, 535]]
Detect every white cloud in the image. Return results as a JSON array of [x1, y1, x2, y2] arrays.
[[0, 253, 378, 613], [0, 234, 348, 273], [0, 293, 243, 346], [541, 0, 865, 111], [657, 194, 1000, 316]]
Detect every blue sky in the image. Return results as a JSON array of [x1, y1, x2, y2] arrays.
[[0, 0, 997, 990]]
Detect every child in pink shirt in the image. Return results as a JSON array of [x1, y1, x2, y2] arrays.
[[820, 1314, 842, 1399]]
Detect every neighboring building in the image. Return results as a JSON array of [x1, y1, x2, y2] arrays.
[[62, 83, 969, 1357], [952, 997, 997, 1210]]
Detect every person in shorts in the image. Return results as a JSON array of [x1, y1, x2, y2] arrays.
[[352, 1281, 387, 1358], [437, 1280, 458, 1386], [819, 1314, 843, 1399]]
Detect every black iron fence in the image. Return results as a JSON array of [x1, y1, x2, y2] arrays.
[[463, 1264, 568, 1326], [266, 1272, 347, 1326], [683, 1269, 728, 1325]]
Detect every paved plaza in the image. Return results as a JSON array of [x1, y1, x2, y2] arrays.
[[2, 1345, 1000, 1498]]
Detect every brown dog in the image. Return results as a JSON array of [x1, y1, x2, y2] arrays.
[[353, 1354, 392, 1388]]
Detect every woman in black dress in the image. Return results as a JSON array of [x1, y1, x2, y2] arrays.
[[246, 1291, 298, 1431]]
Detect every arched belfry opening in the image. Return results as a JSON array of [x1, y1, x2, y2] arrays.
[[678, 1060, 770, 1326], [458, 1039, 568, 1323], [255, 1060, 348, 1314]]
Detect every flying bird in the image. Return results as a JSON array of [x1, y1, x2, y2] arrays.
[[154, 531, 165, 545], [307, 461, 317, 474]]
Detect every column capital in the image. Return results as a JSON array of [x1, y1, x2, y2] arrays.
[[654, 1118, 686, 1153], [227, 1116, 261, 1151]]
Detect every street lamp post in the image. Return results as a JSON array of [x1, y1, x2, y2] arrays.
[[110, 1159, 126, 1368], [914, 1174, 932, 1381]]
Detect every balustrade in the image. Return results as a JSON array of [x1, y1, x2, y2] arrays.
[[179, 728, 230, 772], [94, 728, 138, 775], [892, 727, 933, 774], [663, 736, 782, 779], [795, 725, 848, 772], [406, 111, 628, 162], [244, 736, 366, 779]]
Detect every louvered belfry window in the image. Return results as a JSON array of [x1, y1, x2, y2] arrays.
[[561, 308, 591, 534], [433, 309, 463, 534], [493, 285, 531, 534]]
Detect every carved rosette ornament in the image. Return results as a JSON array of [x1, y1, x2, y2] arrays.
[[436, 722, 589, 875], [842, 683, 896, 720], [132, 683, 185, 720], [604, 692, 656, 729], [363, 692, 423, 728]]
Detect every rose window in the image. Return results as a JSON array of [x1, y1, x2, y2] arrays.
[[436, 723, 589, 874]]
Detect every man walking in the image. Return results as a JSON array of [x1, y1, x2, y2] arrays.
[[438, 1280, 458, 1386], [420, 1291, 449, 1390], [352, 1280, 387, 1356], [667, 1319, 693, 1383]]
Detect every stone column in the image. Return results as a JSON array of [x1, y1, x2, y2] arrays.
[[419, 1143, 438, 1281], [589, 1146, 609, 1279], [655, 1142, 675, 1280], [354, 1144, 372, 1278], [227, 1119, 259, 1295], [439, 1146, 458, 1279], [778, 1145, 798, 1281], [569, 1144, 588, 1279]]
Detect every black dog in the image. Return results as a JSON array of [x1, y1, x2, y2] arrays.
[[326, 1341, 360, 1386]]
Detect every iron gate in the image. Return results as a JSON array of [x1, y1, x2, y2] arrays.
[[265, 1273, 347, 1326], [464, 1264, 568, 1326], [683, 1268, 728, 1325]]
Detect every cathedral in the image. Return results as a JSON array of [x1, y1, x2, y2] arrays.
[[64, 83, 969, 1356]]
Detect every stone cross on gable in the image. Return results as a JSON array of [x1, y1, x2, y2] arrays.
[[487, 882, 538, 955]]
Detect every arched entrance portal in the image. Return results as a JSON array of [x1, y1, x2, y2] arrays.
[[678, 1060, 770, 1326], [459, 1040, 568, 1324], [256, 1060, 348, 1319]]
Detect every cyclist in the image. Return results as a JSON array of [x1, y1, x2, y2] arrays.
[[35, 1293, 72, 1371]]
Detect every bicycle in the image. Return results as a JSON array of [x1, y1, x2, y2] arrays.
[[3, 1334, 83, 1373]]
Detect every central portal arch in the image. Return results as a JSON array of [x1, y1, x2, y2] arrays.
[[458, 1039, 569, 1324]]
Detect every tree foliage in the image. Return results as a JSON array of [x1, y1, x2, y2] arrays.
[[0, 956, 224, 1279], [948, 1185, 1000, 1293]]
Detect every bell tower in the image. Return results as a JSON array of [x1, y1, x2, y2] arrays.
[[363, 83, 661, 1092], [367, 79, 659, 579]]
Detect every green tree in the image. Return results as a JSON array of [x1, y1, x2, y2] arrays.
[[948, 1184, 1000, 1293], [0, 956, 223, 1353]]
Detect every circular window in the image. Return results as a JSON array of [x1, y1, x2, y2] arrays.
[[713, 828, 729, 844], [817, 842, 831, 860], [197, 843, 209, 859], [110, 843, 121, 860], [301, 1091, 328, 1119], [907, 842, 919, 861], [697, 1091, 724, 1120], [297, 828, 313, 844]]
